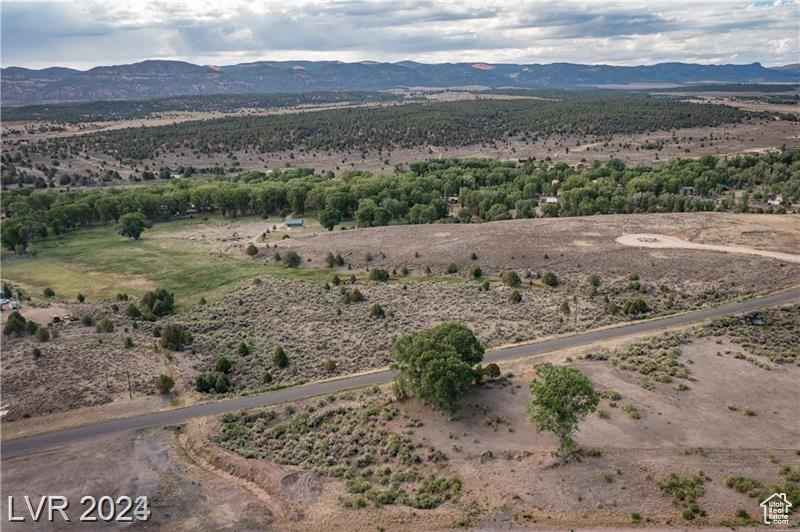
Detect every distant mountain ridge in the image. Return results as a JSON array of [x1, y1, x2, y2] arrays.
[[2, 59, 798, 104]]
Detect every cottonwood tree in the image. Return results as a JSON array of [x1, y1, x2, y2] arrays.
[[527, 363, 598, 461], [117, 212, 153, 239]]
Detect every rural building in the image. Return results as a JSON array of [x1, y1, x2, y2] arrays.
[[282, 218, 304, 228], [447, 196, 460, 205], [539, 196, 559, 205], [680, 186, 697, 197]]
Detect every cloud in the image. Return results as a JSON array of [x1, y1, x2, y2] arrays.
[[1, 1, 797, 69]]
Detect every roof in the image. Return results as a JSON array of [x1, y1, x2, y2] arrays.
[[283, 218, 304, 225], [761, 492, 792, 506]]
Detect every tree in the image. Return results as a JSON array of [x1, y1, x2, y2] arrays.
[[35, 327, 50, 342], [319, 206, 342, 231], [77, 293, 86, 303], [527, 363, 598, 460], [155, 374, 175, 395], [560, 300, 571, 314], [125, 303, 142, 318], [3, 311, 27, 336], [117, 212, 153, 239], [283, 250, 301, 268], [370, 303, 385, 318], [501, 270, 521, 288], [368, 268, 390, 282], [484, 363, 501, 381], [43, 287, 55, 298], [391, 323, 484, 414], [542, 272, 559, 287], [446, 262, 458, 274], [273, 345, 289, 368], [237, 341, 250, 356], [215, 356, 232, 373], [159, 324, 193, 350], [95, 318, 114, 333], [245, 243, 258, 257], [624, 298, 650, 316], [140, 289, 175, 317]]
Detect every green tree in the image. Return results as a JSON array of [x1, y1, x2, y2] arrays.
[[117, 212, 153, 239], [237, 341, 251, 356], [368, 268, 390, 282], [624, 298, 650, 316], [245, 243, 258, 256], [501, 270, 521, 288], [527, 363, 598, 460], [391, 323, 484, 414], [95, 318, 114, 333], [215, 356, 232, 373], [283, 250, 302, 268], [273, 345, 289, 368], [155, 374, 175, 395], [159, 324, 193, 350], [36, 326, 50, 342], [3, 311, 27, 336], [542, 272, 559, 287], [319, 206, 342, 231]]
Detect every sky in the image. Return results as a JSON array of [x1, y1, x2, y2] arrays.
[[1, 1, 798, 69]]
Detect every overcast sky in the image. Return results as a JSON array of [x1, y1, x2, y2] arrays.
[[2, 1, 798, 69]]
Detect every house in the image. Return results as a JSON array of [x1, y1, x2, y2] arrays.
[[680, 186, 697, 197], [539, 196, 559, 205], [760, 492, 792, 526], [447, 196, 460, 205], [282, 218, 304, 228]]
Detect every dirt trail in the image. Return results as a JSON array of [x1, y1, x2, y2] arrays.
[[617, 233, 800, 263]]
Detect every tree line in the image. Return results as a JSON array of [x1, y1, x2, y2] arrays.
[[2, 151, 797, 252]]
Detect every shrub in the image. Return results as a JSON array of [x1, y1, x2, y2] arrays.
[[542, 272, 559, 287], [155, 374, 175, 395], [501, 270, 521, 288], [273, 345, 289, 368], [237, 341, 250, 357], [245, 243, 258, 256], [469, 266, 482, 279], [214, 372, 230, 393], [345, 288, 365, 304], [81, 314, 95, 326], [3, 311, 27, 336], [480, 280, 490, 291], [215, 356, 232, 373], [95, 318, 114, 333], [510, 290, 522, 303], [470, 252, 478, 260], [368, 269, 390, 282], [283, 250, 301, 268], [124, 337, 134, 348], [624, 298, 650, 316], [140, 289, 175, 317], [263, 371, 273, 384], [159, 324, 193, 350], [589, 274, 601, 287], [446, 262, 458, 274], [125, 303, 142, 318], [35, 327, 50, 342], [42, 287, 55, 298], [484, 363, 501, 381], [32, 347, 42, 359], [77, 293, 85, 303], [323, 359, 337, 373], [560, 300, 571, 314], [370, 304, 385, 319]]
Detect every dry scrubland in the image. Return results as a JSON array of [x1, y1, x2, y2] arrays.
[[4, 306, 797, 529], [1, 213, 798, 424]]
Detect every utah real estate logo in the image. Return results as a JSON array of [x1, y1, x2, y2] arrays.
[[760, 492, 792, 526]]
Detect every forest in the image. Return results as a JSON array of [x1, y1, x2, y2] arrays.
[[16, 93, 767, 163], [2, 150, 797, 252], [1, 91, 400, 123]]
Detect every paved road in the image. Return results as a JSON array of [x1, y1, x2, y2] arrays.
[[3, 286, 798, 459]]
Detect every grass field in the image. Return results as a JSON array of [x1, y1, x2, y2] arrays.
[[1, 216, 334, 301]]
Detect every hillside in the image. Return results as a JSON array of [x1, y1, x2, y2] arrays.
[[2, 60, 798, 104]]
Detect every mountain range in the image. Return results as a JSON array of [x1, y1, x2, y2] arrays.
[[2, 60, 798, 104]]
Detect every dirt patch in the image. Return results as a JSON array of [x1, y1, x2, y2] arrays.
[[616, 233, 800, 263]]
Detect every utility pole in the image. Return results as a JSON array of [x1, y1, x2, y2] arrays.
[[126, 368, 133, 399]]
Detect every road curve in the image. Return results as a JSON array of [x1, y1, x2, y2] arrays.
[[3, 286, 799, 459]]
